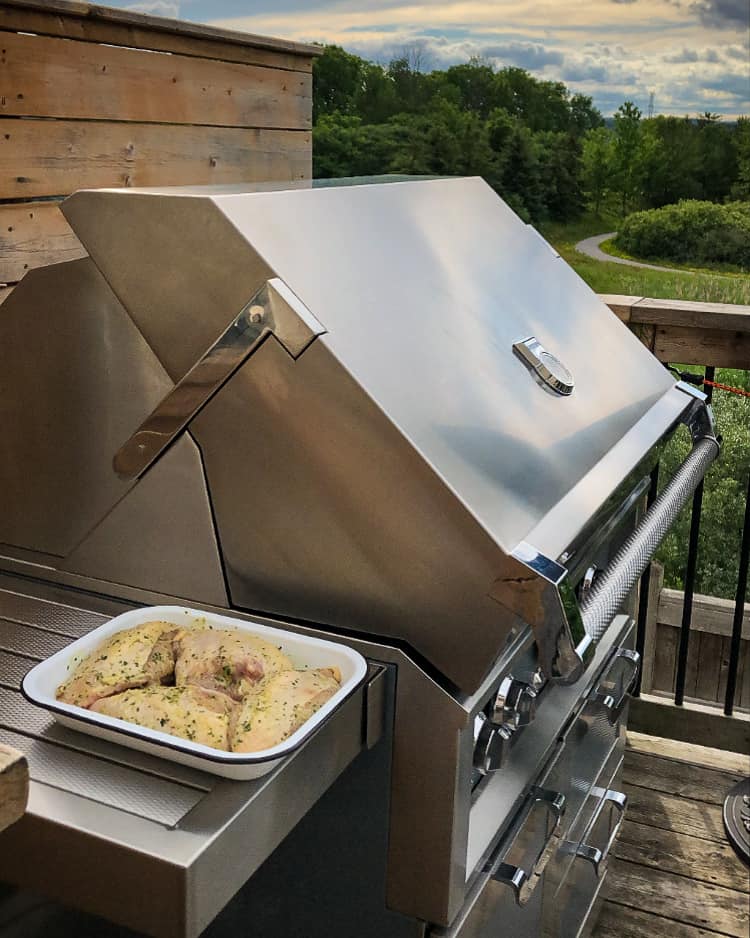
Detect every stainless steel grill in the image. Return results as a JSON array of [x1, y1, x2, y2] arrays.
[[0, 176, 718, 938]]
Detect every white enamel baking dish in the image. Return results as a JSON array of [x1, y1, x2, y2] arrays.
[[22, 605, 368, 780]]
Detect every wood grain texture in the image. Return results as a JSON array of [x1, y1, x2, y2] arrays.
[[653, 324, 750, 367], [600, 858, 749, 937], [601, 294, 642, 323], [652, 615, 678, 694], [659, 589, 750, 640], [631, 297, 750, 333], [0, 0, 319, 68], [0, 119, 311, 198], [630, 694, 750, 756], [594, 902, 736, 938], [627, 730, 750, 774], [0, 743, 28, 833], [622, 749, 742, 805], [639, 562, 663, 695], [625, 782, 728, 842], [615, 819, 749, 891], [0, 31, 311, 128], [0, 201, 85, 283]]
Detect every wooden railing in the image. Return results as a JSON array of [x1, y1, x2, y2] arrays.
[[602, 294, 750, 368], [602, 294, 750, 753]]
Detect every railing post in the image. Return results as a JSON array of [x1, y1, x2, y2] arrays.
[[724, 471, 750, 716], [674, 367, 715, 707]]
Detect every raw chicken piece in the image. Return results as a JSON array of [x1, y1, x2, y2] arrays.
[[231, 667, 341, 753], [174, 628, 293, 701], [91, 685, 235, 750], [56, 621, 177, 708]]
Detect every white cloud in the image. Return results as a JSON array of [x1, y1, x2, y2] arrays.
[[125, 1, 180, 17]]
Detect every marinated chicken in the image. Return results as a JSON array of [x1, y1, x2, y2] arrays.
[[57, 619, 343, 754], [92, 685, 235, 749], [56, 621, 177, 708], [174, 628, 293, 700], [232, 667, 341, 753]]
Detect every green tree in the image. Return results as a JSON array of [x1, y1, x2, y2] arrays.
[[612, 101, 643, 215], [731, 116, 750, 200], [312, 45, 366, 122], [569, 93, 604, 136], [582, 127, 614, 215]]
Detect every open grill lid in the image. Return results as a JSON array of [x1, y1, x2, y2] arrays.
[[2, 177, 707, 692], [63, 177, 676, 558]]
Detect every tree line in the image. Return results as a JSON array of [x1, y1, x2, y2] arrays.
[[313, 45, 750, 224]]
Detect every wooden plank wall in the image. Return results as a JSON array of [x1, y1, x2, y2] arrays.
[[0, 0, 317, 304], [640, 571, 750, 712]]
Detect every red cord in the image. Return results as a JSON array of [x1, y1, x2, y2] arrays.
[[703, 379, 750, 399]]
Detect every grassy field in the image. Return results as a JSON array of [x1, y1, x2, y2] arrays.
[[539, 214, 750, 305]]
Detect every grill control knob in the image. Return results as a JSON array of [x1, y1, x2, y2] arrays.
[[473, 715, 515, 775], [494, 676, 538, 728]]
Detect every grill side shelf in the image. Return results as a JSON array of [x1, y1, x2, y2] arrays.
[[0, 583, 373, 938]]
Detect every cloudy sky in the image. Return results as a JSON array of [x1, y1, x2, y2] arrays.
[[117, 1, 748, 117]]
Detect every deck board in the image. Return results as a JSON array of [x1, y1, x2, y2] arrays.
[[591, 735, 750, 938]]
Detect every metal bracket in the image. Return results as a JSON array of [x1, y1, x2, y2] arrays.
[[113, 278, 325, 479]]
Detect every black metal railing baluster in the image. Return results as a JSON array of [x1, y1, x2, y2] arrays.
[[724, 471, 750, 716], [674, 366, 715, 706], [634, 463, 660, 697]]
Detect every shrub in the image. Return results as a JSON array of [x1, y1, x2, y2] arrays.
[[615, 200, 750, 270]]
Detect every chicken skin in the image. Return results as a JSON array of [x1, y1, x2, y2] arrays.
[[91, 685, 235, 750], [174, 627, 293, 701], [232, 667, 341, 753], [56, 621, 177, 708]]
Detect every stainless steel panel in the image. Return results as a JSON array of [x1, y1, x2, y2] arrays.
[[113, 278, 325, 479], [465, 615, 632, 878], [62, 190, 274, 382], [192, 335, 520, 693], [64, 178, 675, 554], [0, 727, 204, 828], [543, 759, 625, 938], [0, 258, 172, 556], [62, 434, 228, 606]]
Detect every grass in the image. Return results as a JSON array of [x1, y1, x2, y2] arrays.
[[600, 237, 749, 278], [539, 213, 750, 305]]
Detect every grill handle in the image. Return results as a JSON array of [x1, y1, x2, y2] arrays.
[[579, 434, 719, 644]]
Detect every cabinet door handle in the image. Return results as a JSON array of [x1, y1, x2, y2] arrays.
[[574, 789, 627, 877], [596, 648, 641, 725], [492, 787, 566, 905]]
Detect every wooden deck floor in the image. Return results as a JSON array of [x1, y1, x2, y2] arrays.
[[592, 734, 750, 938]]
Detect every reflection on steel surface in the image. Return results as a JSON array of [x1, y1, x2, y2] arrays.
[[113, 278, 325, 479], [491, 787, 566, 905]]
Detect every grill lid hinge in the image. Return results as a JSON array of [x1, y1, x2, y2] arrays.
[[113, 278, 325, 480]]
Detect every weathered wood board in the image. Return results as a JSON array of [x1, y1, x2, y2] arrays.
[[1, 121, 311, 200], [0, 201, 84, 284], [0, 743, 27, 833], [0, 31, 312, 128], [0, 0, 317, 72], [0, 0, 317, 305]]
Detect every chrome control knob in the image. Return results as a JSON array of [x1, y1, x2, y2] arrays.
[[493, 676, 538, 728], [473, 715, 515, 775]]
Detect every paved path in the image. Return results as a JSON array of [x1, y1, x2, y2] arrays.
[[575, 231, 694, 274]]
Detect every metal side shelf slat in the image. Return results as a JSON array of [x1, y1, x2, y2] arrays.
[[0, 726, 204, 828]]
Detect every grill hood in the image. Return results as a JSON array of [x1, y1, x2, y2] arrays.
[[0, 177, 711, 692]]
